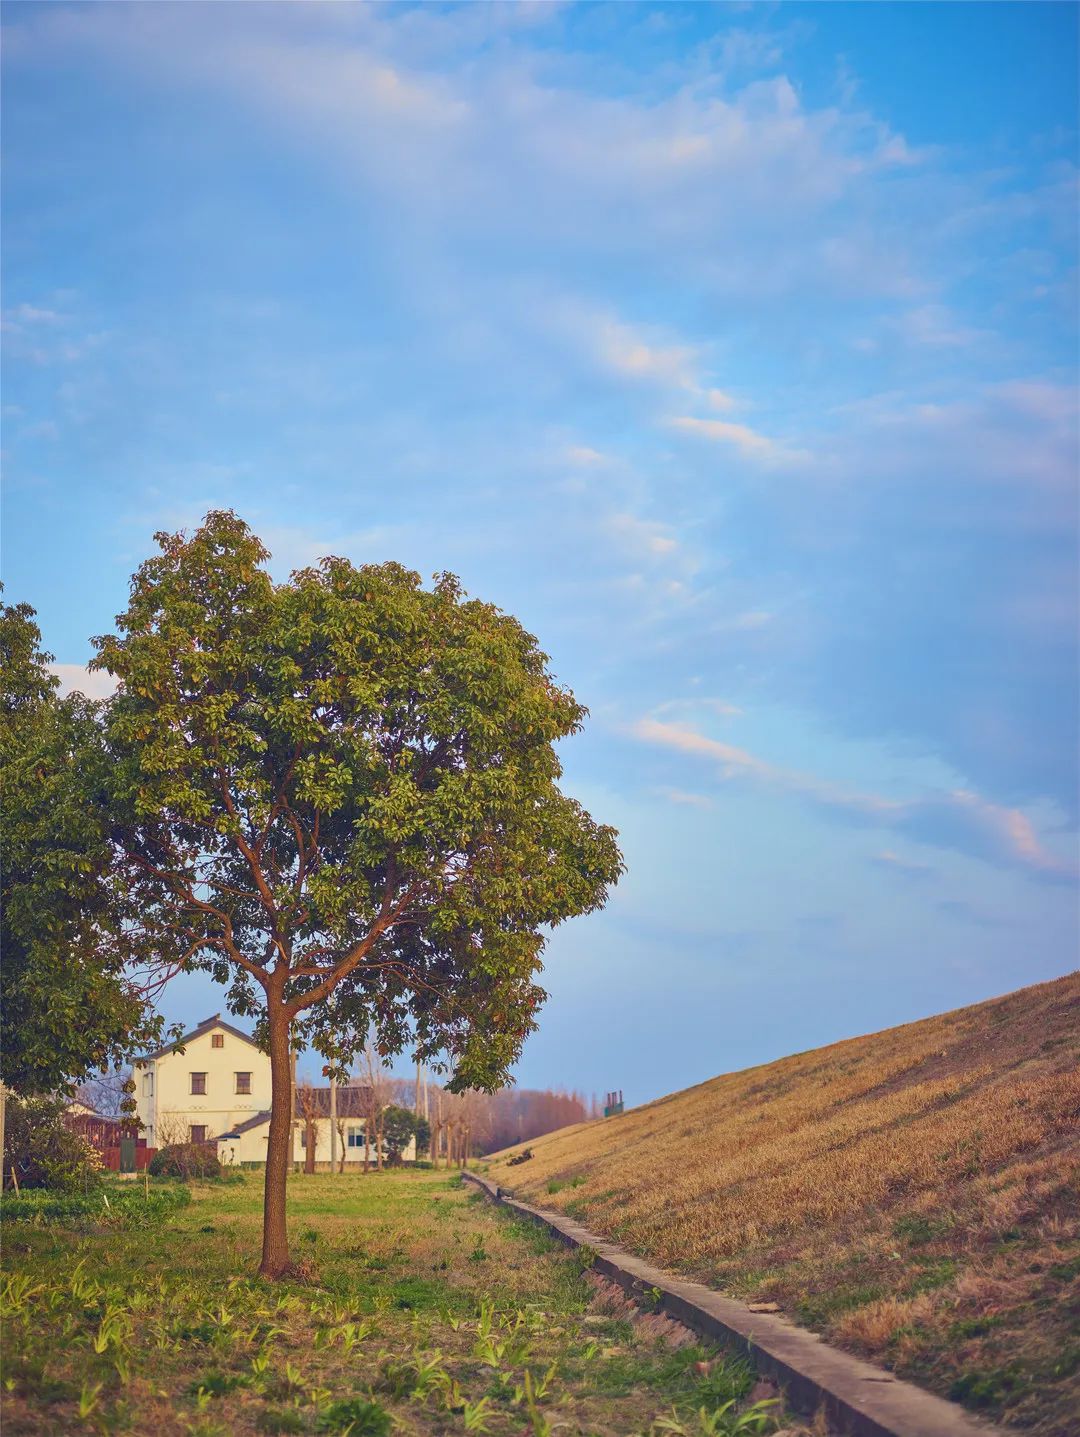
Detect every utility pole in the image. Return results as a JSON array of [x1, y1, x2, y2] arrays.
[[329, 1074, 337, 1176]]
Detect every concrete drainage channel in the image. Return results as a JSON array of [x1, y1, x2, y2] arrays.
[[462, 1171, 1001, 1437]]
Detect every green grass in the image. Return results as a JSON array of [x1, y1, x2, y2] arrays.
[[0, 1183, 190, 1228], [0, 1169, 791, 1436]]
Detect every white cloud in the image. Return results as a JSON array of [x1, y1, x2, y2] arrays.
[[871, 850, 934, 878], [592, 315, 698, 389], [669, 414, 800, 462], [654, 697, 743, 719], [653, 786, 714, 809], [564, 444, 609, 467], [50, 664, 118, 701], [2, 303, 64, 328], [631, 716, 1075, 880], [606, 512, 681, 561], [892, 304, 987, 349], [10, 1, 929, 309]]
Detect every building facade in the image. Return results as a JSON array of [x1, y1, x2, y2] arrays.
[[134, 1015, 412, 1168], [133, 1014, 272, 1149]]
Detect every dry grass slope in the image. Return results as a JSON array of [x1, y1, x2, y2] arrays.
[[487, 974, 1080, 1435]]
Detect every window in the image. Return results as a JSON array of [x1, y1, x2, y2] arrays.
[[190, 1073, 207, 1095], [347, 1126, 365, 1148], [235, 1072, 251, 1095], [211, 1033, 224, 1049], [144, 1073, 154, 1097], [190, 1125, 207, 1144]]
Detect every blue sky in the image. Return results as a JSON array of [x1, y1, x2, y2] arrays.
[[3, 2, 1077, 1103]]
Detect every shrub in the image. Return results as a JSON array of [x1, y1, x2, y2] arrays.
[[148, 1142, 221, 1180], [2, 1094, 104, 1193]]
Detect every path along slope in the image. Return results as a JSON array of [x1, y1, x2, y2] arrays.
[[486, 974, 1080, 1435]]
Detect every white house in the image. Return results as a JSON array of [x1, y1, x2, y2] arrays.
[[216, 1083, 410, 1169], [135, 1012, 413, 1168], [134, 1013, 272, 1151]]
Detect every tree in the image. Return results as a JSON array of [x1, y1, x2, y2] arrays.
[[90, 512, 623, 1278], [362, 1046, 391, 1174], [413, 1115, 431, 1159], [2, 1093, 104, 1192], [295, 1082, 321, 1174], [77, 1070, 128, 1120], [0, 596, 165, 1094], [381, 1104, 418, 1165]]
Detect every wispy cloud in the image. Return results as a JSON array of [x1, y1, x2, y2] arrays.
[[606, 512, 681, 560], [653, 786, 715, 810], [632, 717, 1076, 881], [871, 850, 934, 879]]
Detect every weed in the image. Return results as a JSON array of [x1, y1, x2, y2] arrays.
[[255, 1411, 307, 1435], [315, 1397, 392, 1435], [461, 1395, 492, 1431]]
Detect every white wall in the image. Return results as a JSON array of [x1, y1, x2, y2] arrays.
[[216, 1117, 417, 1168], [134, 1022, 272, 1147]]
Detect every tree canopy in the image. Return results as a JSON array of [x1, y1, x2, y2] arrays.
[[0, 596, 164, 1093], [380, 1104, 420, 1164], [90, 511, 623, 1274]]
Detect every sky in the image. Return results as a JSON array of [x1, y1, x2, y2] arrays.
[[3, 1, 1078, 1105]]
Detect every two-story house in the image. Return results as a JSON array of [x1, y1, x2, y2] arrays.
[[135, 1012, 413, 1169], [134, 1013, 272, 1150]]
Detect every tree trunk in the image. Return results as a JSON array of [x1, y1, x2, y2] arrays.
[[259, 1004, 295, 1279], [304, 1119, 316, 1174]]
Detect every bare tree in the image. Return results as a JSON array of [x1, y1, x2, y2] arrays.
[[76, 1070, 129, 1119], [361, 1046, 391, 1173], [295, 1082, 321, 1174], [155, 1111, 214, 1148]]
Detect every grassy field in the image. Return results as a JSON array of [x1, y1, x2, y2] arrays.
[[486, 973, 1080, 1436], [1, 1168, 804, 1437]]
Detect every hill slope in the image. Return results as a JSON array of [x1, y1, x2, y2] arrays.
[[487, 974, 1080, 1434]]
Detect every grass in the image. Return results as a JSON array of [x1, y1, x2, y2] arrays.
[[0, 1184, 191, 1229], [486, 972, 1080, 1437], [0, 1168, 802, 1436]]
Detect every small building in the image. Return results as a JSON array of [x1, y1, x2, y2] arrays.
[[218, 1084, 416, 1169]]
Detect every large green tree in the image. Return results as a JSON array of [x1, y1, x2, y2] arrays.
[[0, 597, 165, 1093], [92, 512, 622, 1277]]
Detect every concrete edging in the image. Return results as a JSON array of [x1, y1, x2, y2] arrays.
[[462, 1170, 1001, 1437]]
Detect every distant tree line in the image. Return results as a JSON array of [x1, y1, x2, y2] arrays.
[[297, 1049, 598, 1169], [383, 1076, 596, 1157]]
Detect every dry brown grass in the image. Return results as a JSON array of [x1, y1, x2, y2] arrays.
[[487, 973, 1080, 1434]]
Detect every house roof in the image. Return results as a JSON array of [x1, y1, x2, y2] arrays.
[[219, 1110, 272, 1139], [138, 1013, 261, 1062]]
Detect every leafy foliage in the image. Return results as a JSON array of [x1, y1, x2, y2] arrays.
[[1, 1093, 103, 1192], [381, 1104, 420, 1164], [0, 596, 167, 1091], [413, 1115, 431, 1157], [148, 1143, 223, 1180], [87, 510, 622, 1273], [90, 510, 623, 1084]]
